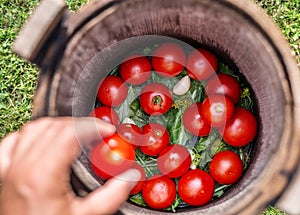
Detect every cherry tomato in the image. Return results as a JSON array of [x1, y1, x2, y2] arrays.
[[205, 73, 241, 104], [90, 106, 120, 125], [201, 95, 235, 127], [140, 83, 173, 116], [186, 48, 218, 81], [116, 123, 142, 148], [152, 43, 186, 77], [183, 102, 211, 137], [209, 150, 243, 185], [178, 169, 215, 206], [97, 76, 128, 107], [140, 123, 170, 156], [90, 133, 135, 180], [130, 162, 146, 195], [142, 175, 176, 210], [119, 55, 152, 85], [158, 144, 191, 178], [219, 108, 258, 147]]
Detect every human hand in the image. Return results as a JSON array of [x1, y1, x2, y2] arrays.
[[0, 117, 141, 215]]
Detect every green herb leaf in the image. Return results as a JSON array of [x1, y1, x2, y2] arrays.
[[130, 98, 148, 121], [209, 138, 230, 156], [192, 132, 239, 170], [238, 87, 254, 111], [151, 72, 181, 89], [189, 79, 206, 103], [130, 99, 140, 111], [219, 63, 239, 80], [135, 148, 160, 178], [129, 193, 147, 207], [164, 107, 192, 145], [191, 133, 218, 170], [108, 66, 119, 76], [148, 115, 166, 127], [165, 194, 182, 213], [143, 47, 152, 56], [237, 147, 252, 170], [131, 106, 149, 128], [114, 85, 143, 122], [213, 184, 231, 198], [194, 132, 218, 152]]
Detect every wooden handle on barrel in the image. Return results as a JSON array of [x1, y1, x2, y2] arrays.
[[13, 0, 67, 66]]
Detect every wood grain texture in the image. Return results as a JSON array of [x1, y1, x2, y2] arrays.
[[26, 0, 300, 214]]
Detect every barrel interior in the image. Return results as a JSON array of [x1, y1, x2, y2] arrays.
[[51, 0, 288, 213]]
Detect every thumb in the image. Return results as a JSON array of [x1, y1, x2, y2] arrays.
[[73, 169, 141, 215]]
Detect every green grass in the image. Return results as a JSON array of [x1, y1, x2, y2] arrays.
[[254, 0, 300, 66], [65, 0, 89, 11], [262, 206, 287, 215], [0, 0, 39, 138], [0, 0, 88, 140], [0, 0, 299, 214]]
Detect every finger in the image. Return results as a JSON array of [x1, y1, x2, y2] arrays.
[[48, 117, 116, 165], [73, 169, 141, 215], [0, 132, 20, 179], [23, 117, 116, 177], [72, 117, 116, 148], [16, 117, 115, 157], [12, 119, 54, 164]]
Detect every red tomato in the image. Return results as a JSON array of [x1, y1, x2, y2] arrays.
[[97, 76, 128, 107], [140, 83, 173, 116], [140, 123, 170, 156], [157, 144, 191, 178], [182, 102, 211, 137], [116, 123, 142, 148], [90, 133, 135, 180], [219, 108, 258, 147], [119, 55, 152, 85], [205, 73, 241, 104], [142, 175, 176, 210], [178, 169, 215, 206], [130, 162, 146, 195], [186, 49, 218, 81], [90, 106, 120, 125], [209, 150, 243, 185], [201, 95, 235, 127], [152, 43, 186, 77]]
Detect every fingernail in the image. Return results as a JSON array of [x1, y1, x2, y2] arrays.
[[116, 169, 142, 189], [95, 118, 116, 133]]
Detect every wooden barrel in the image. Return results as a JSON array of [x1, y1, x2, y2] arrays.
[[13, 0, 300, 214]]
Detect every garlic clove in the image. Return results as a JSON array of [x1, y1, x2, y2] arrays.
[[173, 75, 191, 95]]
